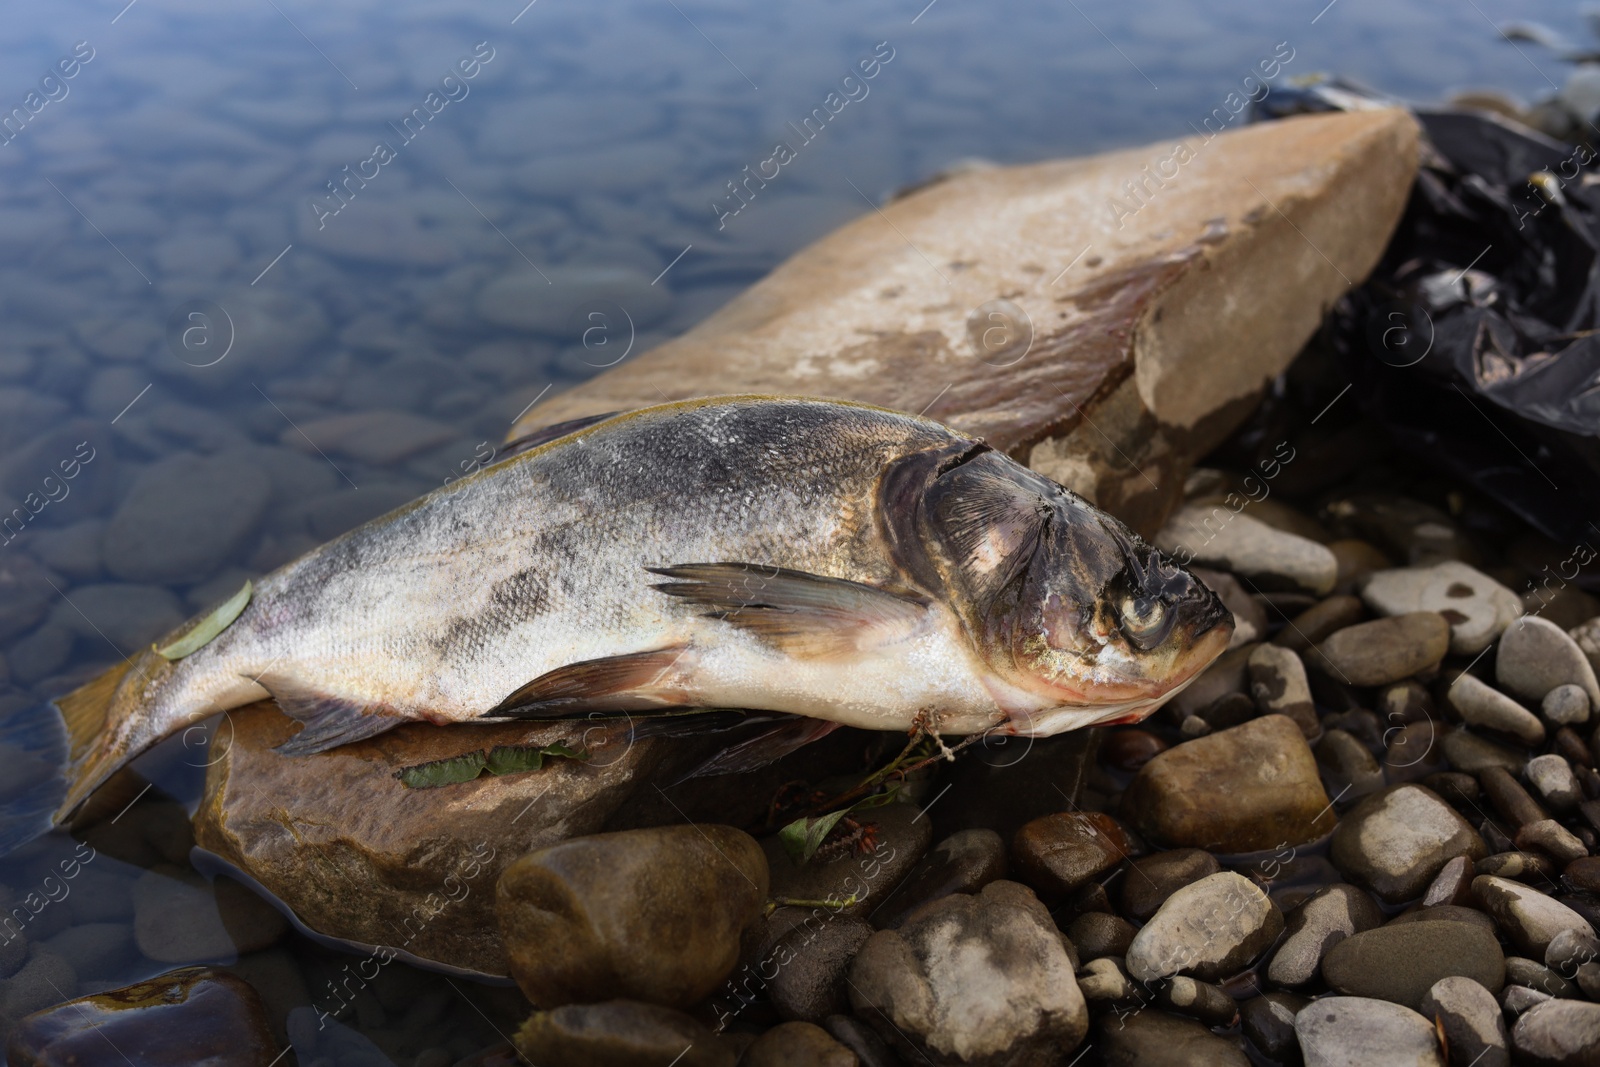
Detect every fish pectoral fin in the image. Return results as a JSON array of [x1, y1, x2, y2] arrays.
[[680, 716, 844, 780], [485, 645, 693, 719], [648, 562, 929, 658], [257, 674, 403, 756]]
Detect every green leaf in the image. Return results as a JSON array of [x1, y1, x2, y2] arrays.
[[485, 742, 586, 776], [779, 808, 850, 866], [394, 751, 488, 788], [157, 581, 252, 660]]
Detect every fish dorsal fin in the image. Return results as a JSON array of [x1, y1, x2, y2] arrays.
[[256, 674, 402, 755], [647, 563, 928, 658], [485, 645, 693, 719], [499, 411, 625, 459]]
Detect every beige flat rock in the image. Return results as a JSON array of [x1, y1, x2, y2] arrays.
[[507, 111, 1419, 533]]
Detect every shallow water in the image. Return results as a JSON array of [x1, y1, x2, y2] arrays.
[[0, 0, 1587, 1060]]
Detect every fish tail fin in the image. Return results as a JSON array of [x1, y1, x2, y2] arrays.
[[52, 648, 181, 825], [0, 699, 70, 857]]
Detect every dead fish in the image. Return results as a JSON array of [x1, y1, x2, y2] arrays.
[[49, 395, 1230, 821]]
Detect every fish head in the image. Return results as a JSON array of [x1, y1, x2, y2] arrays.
[[900, 447, 1231, 735]]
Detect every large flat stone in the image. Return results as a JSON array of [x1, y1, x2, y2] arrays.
[[192, 701, 872, 977], [506, 111, 1418, 533]]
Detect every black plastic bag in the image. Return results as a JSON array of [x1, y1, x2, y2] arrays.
[[1261, 83, 1600, 546]]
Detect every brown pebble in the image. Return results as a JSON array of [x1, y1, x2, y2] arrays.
[[1421, 772, 1481, 809], [1101, 729, 1167, 772], [1421, 855, 1475, 907], [1563, 856, 1600, 893], [1156, 976, 1239, 1027], [1199, 692, 1257, 732], [1328, 539, 1393, 594], [1273, 595, 1365, 652], [1384, 904, 1498, 933], [1555, 727, 1593, 769], [1475, 851, 1558, 882], [1377, 680, 1435, 725], [1480, 766, 1549, 829], [1579, 800, 1600, 837], [1011, 812, 1130, 898], [1516, 819, 1589, 864], [1312, 612, 1452, 687], [1120, 848, 1220, 922]]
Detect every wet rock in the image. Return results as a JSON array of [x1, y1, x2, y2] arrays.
[[1329, 784, 1487, 903], [1294, 996, 1443, 1067], [1241, 991, 1309, 1063], [513, 1000, 735, 1067], [1516, 820, 1587, 864], [1545, 926, 1600, 975], [1360, 561, 1521, 655], [1474, 875, 1597, 957], [1511, 999, 1600, 1066], [514, 113, 1420, 536], [1273, 594, 1365, 653], [1249, 644, 1319, 738], [1544, 685, 1592, 726], [1120, 848, 1220, 922], [1564, 856, 1600, 893], [741, 1021, 858, 1067], [1422, 856, 1476, 907], [1423, 772, 1481, 811], [1440, 728, 1524, 774], [1386, 904, 1499, 934], [872, 829, 1005, 930], [1156, 975, 1238, 1027], [195, 703, 846, 976], [1097, 1008, 1249, 1066], [1168, 643, 1253, 723], [1066, 912, 1136, 960], [1506, 957, 1579, 999], [763, 804, 931, 918], [1528, 755, 1583, 812], [496, 824, 767, 1009], [822, 1015, 895, 1067], [1316, 729, 1386, 800], [0, 947, 76, 1032], [1266, 883, 1384, 987], [1477, 852, 1557, 882], [848, 880, 1086, 1067], [1573, 617, 1600, 678], [134, 869, 288, 963], [1157, 508, 1336, 595], [933, 730, 1099, 843], [1310, 613, 1452, 687], [1503, 985, 1555, 1016], [768, 916, 873, 1023], [1122, 715, 1334, 852], [42, 922, 134, 982], [1499, 618, 1600, 708], [1101, 729, 1168, 771], [1074, 956, 1134, 1003], [6, 967, 276, 1066], [1321, 921, 1505, 1010], [103, 452, 272, 584], [1419, 976, 1509, 1067], [1479, 767, 1548, 830], [1125, 872, 1283, 982], [1010, 811, 1128, 898], [1448, 674, 1545, 746]]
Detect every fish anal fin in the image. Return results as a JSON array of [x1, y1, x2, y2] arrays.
[[648, 563, 928, 658], [257, 674, 403, 756], [486, 646, 692, 720]]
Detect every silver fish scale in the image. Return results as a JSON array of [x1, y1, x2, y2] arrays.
[[186, 398, 963, 721]]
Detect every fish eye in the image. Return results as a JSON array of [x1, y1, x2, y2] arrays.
[[1119, 595, 1169, 648]]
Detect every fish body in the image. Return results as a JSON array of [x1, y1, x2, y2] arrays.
[[53, 396, 1230, 819]]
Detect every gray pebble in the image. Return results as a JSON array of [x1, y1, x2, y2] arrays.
[[1420, 976, 1508, 1067], [1502, 984, 1554, 1015], [1074, 956, 1133, 1003], [768, 916, 872, 1023], [1505, 956, 1580, 999], [1474, 875, 1597, 957], [1066, 911, 1136, 960], [1515, 820, 1588, 864], [1545, 926, 1600, 976], [1157, 975, 1237, 1027], [1329, 784, 1487, 903], [1125, 872, 1283, 982], [1241, 991, 1308, 1062], [1267, 883, 1382, 987], [1498, 617, 1600, 709], [1512, 999, 1600, 1066], [1543, 684, 1591, 726], [1294, 995, 1443, 1067], [1527, 755, 1583, 812], [1448, 674, 1546, 746], [1321, 920, 1505, 1010]]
